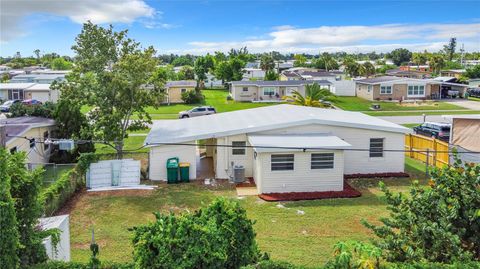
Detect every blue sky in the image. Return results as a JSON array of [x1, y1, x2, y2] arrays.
[[1, 0, 479, 57]]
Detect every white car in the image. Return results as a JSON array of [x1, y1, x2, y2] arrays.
[[178, 106, 216, 118]]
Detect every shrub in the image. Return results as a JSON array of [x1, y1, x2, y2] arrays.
[[241, 260, 304, 269], [40, 169, 82, 216], [8, 102, 56, 118], [363, 157, 480, 263], [181, 90, 204, 104], [132, 197, 260, 269], [27, 261, 134, 269]]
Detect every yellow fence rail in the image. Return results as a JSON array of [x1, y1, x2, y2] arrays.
[[405, 134, 449, 168]]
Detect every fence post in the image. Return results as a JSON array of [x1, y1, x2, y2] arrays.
[[426, 148, 430, 177], [409, 134, 414, 158]]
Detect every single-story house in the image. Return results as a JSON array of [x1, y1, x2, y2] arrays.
[[229, 80, 332, 102], [0, 83, 59, 103], [163, 80, 196, 104], [280, 69, 344, 81], [355, 76, 468, 101], [0, 116, 56, 164], [386, 69, 432, 79], [9, 74, 66, 84], [144, 105, 410, 194], [440, 69, 466, 79], [243, 68, 266, 80], [445, 115, 480, 164]]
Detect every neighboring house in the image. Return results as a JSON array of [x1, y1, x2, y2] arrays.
[[0, 116, 56, 164], [9, 74, 66, 84], [399, 64, 431, 72], [469, 78, 480, 88], [229, 80, 332, 102], [204, 73, 223, 88], [440, 69, 466, 79], [243, 68, 266, 80], [446, 115, 480, 164], [355, 76, 468, 101], [31, 69, 71, 75], [164, 80, 196, 104], [145, 105, 409, 194], [280, 69, 344, 81], [0, 83, 59, 103]]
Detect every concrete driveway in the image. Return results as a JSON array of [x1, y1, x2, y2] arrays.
[[378, 115, 451, 125], [446, 100, 480, 110]]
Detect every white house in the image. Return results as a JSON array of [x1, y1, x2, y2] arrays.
[[243, 68, 266, 80], [0, 83, 59, 103], [145, 105, 410, 194]]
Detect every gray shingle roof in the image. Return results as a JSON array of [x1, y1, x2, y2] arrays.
[[165, 80, 197, 87], [230, 80, 332, 86], [0, 117, 56, 143], [355, 76, 403, 84]]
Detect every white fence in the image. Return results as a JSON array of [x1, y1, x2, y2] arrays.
[[86, 159, 141, 189], [331, 80, 356, 96], [39, 214, 70, 262]]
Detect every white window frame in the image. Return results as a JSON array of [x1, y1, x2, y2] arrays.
[[232, 141, 246, 155], [271, 154, 294, 171], [311, 153, 334, 169], [262, 87, 277, 96], [380, 85, 392, 94], [407, 85, 425, 97], [367, 85, 373, 92], [369, 138, 384, 158]]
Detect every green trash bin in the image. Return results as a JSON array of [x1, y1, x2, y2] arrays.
[[179, 162, 190, 182], [166, 157, 179, 184]]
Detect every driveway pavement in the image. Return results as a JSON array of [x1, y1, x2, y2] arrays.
[[446, 100, 480, 110], [378, 115, 451, 124]]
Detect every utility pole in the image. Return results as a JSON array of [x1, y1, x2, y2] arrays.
[[460, 43, 465, 67]]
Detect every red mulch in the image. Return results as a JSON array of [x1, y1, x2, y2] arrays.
[[236, 177, 256, 187], [344, 172, 410, 179], [258, 181, 361, 202]]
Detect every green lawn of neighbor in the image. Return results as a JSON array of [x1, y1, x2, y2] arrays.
[[332, 96, 467, 112], [401, 123, 419, 129], [469, 97, 480, 102], [94, 135, 149, 154], [69, 157, 428, 267], [364, 110, 480, 117]]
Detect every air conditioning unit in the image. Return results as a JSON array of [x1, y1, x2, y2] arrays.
[[233, 165, 245, 183]]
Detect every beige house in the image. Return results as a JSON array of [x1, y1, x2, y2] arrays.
[[0, 117, 56, 164], [229, 80, 332, 102], [145, 105, 410, 195], [447, 115, 480, 164], [355, 76, 468, 101], [164, 80, 196, 104]]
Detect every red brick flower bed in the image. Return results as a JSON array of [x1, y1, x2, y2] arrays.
[[258, 181, 361, 202], [344, 172, 410, 179]]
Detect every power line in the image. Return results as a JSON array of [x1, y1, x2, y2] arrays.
[[7, 134, 480, 155]]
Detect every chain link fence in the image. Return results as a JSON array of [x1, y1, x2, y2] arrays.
[[28, 163, 77, 187]]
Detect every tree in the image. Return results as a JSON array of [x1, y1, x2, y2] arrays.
[[33, 49, 41, 61], [67, 22, 161, 159], [177, 65, 194, 80], [260, 54, 275, 72], [293, 54, 307, 67], [194, 56, 214, 89], [314, 53, 339, 71], [412, 52, 427, 68], [388, 48, 412, 66], [0, 149, 19, 269], [214, 57, 246, 83], [363, 157, 480, 263], [171, 55, 194, 66], [9, 152, 49, 266], [50, 57, 73, 70], [443, 37, 457, 61], [429, 54, 445, 74], [264, 70, 279, 80], [465, 65, 480, 79], [151, 65, 177, 86], [343, 57, 362, 77], [362, 62, 375, 77], [283, 83, 334, 107]]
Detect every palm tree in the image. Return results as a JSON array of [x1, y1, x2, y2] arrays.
[[429, 54, 445, 74], [283, 83, 335, 108], [260, 54, 275, 72]]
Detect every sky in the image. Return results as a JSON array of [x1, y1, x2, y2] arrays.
[[1, 0, 480, 57]]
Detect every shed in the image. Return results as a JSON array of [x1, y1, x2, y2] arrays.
[[38, 215, 70, 262]]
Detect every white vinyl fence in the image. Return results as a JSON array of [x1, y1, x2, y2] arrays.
[[86, 159, 141, 189], [331, 80, 356, 96]]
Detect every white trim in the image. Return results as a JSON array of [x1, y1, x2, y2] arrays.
[[379, 85, 392, 94], [407, 85, 426, 97]]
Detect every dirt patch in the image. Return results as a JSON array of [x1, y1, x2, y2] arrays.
[[344, 172, 409, 179], [236, 177, 256, 187], [54, 189, 87, 216], [258, 181, 362, 202], [85, 189, 155, 197]]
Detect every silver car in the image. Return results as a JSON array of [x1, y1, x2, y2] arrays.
[[178, 106, 216, 118]]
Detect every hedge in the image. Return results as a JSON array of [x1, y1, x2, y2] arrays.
[[27, 261, 134, 269]]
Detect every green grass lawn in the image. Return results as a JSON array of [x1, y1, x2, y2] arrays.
[[364, 110, 480, 116], [401, 123, 419, 129], [332, 96, 467, 112], [469, 97, 480, 102], [94, 135, 149, 154], [69, 158, 428, 267], [41, 164, 76, 187]]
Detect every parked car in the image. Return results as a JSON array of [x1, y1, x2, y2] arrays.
[[178, 106, 216, 118], [0, 100, 21, 112], [413, 122, 451, 142], [22, 99, 43, 106], [468, 88, 480, 98]]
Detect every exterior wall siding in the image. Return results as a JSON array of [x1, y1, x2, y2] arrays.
[[149, 142, 197, 181], [166, 86, 195, 103], [255, 124, 405, 174], [356, 83, 374, 100], [256, 150, 344, 193], [7, 126, 55, 164], [215, 134, 254, 179]]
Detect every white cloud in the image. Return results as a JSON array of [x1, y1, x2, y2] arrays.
[[185, 22, 480, 54], [0, 0, 156, 42]]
